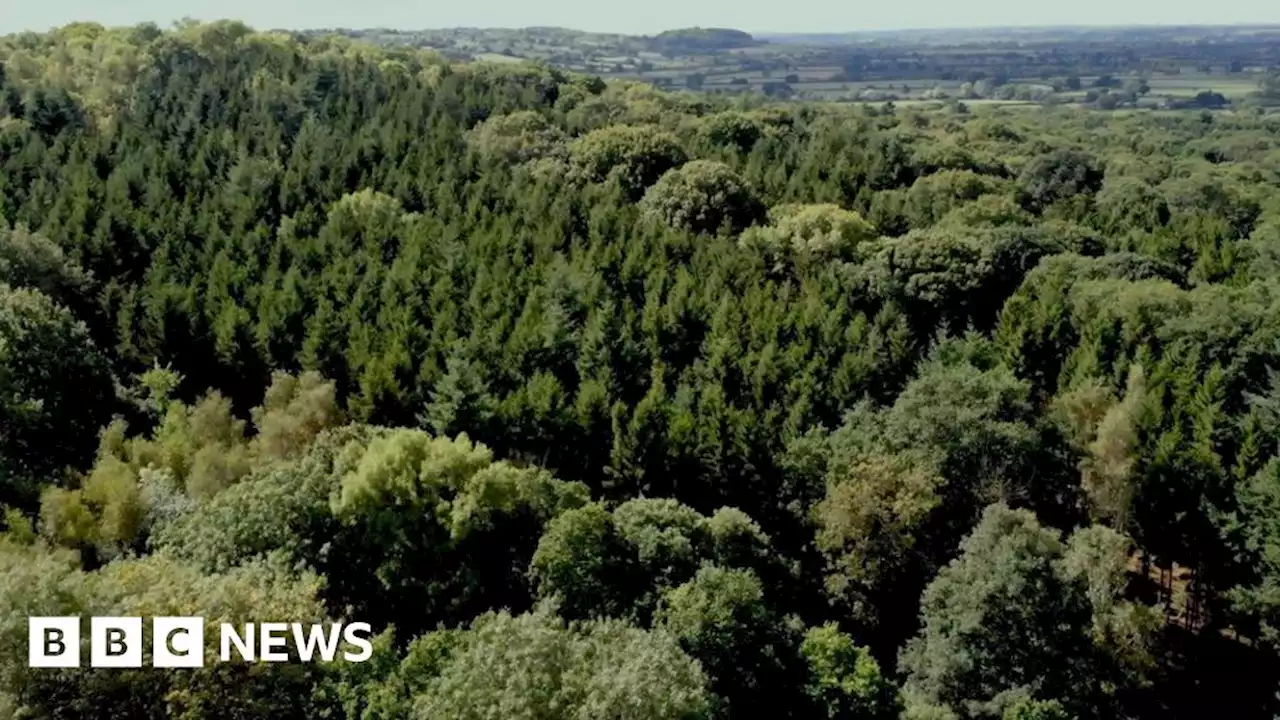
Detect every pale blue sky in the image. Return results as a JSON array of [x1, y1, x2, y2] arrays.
[[3, 0, 1277, 36]]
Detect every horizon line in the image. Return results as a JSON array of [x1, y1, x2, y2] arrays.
[[299, 21, 1280, 36], [8, 19, 1280, 38]]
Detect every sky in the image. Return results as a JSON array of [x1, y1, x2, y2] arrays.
[[3, 0, 1278, 36]]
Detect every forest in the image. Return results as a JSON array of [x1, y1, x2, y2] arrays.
[[2, 18, 1280, 720]]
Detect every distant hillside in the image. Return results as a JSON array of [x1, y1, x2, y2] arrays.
[[302, 24, 1280, 107], [649, 27, 757, 52]]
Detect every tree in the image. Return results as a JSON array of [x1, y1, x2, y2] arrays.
[[151, 424, 384, 573], [657, 565, 807, 718], [1017, 148, 1105, 213], [800, 340, 1058, 650], [567, 124, 688, 199], [1002, 696, 1073, 720], [41, 370, 347, 560], [1189, 91, 1228, 109], [408, 610, 712, 720], [801, 622, 900, 719], [329, 429, 589, 636], [250, 370, 343, 462], [937, 194, 1034, 228], [0, 285, 114, 509], [738, 203, 877, 271], [1123, 78, 1151, 97], [899, 504, 1147, 719], [25, 86, 86, 138], [528, 501, 640, 620], [815, 452, 944, 632], [902, 169, 1009, 229], [0, 222, 91, 310], [1074, 366, 1147, 529], [421, 350, 497, 442], [1094, 177, 1170, 234], [1060, 524, 1159, 688], [530, 498, 780, 625], [699, 111, 763, 152], [996, 257, 1186, 398], [132, 389, 252, 501], [858, 225, 1067, 333], [466, 109, 568, 165], [1228, 459, 1280, 645], [1255, 71, 1280, 104], [639, 160, 765, 235]]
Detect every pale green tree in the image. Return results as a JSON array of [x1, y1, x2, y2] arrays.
[[410, 610, 713, 720], [640, 160, 765, 235]]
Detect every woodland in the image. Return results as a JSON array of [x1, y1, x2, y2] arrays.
[[2, 18, 1280, 720]]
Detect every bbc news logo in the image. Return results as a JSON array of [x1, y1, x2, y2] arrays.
[[29, 617, 373, 668]]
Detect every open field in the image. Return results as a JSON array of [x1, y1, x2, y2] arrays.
[[1144, 76, 1259, 97], [322, 25, 1280, 110]]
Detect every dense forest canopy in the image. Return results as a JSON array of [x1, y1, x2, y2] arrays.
[[2, 18, 1280, 719]]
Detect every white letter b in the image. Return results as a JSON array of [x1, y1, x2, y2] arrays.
[[91, 617, 142, 667], [28, 617, 80, 668]]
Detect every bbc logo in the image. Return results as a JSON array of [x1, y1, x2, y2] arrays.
[[29, 616, 374, 668], [30, 617, 205, 668]]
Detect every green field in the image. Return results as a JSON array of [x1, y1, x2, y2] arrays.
[[1144, 75, 1259, 97], [341, 25, 1280, 110]]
